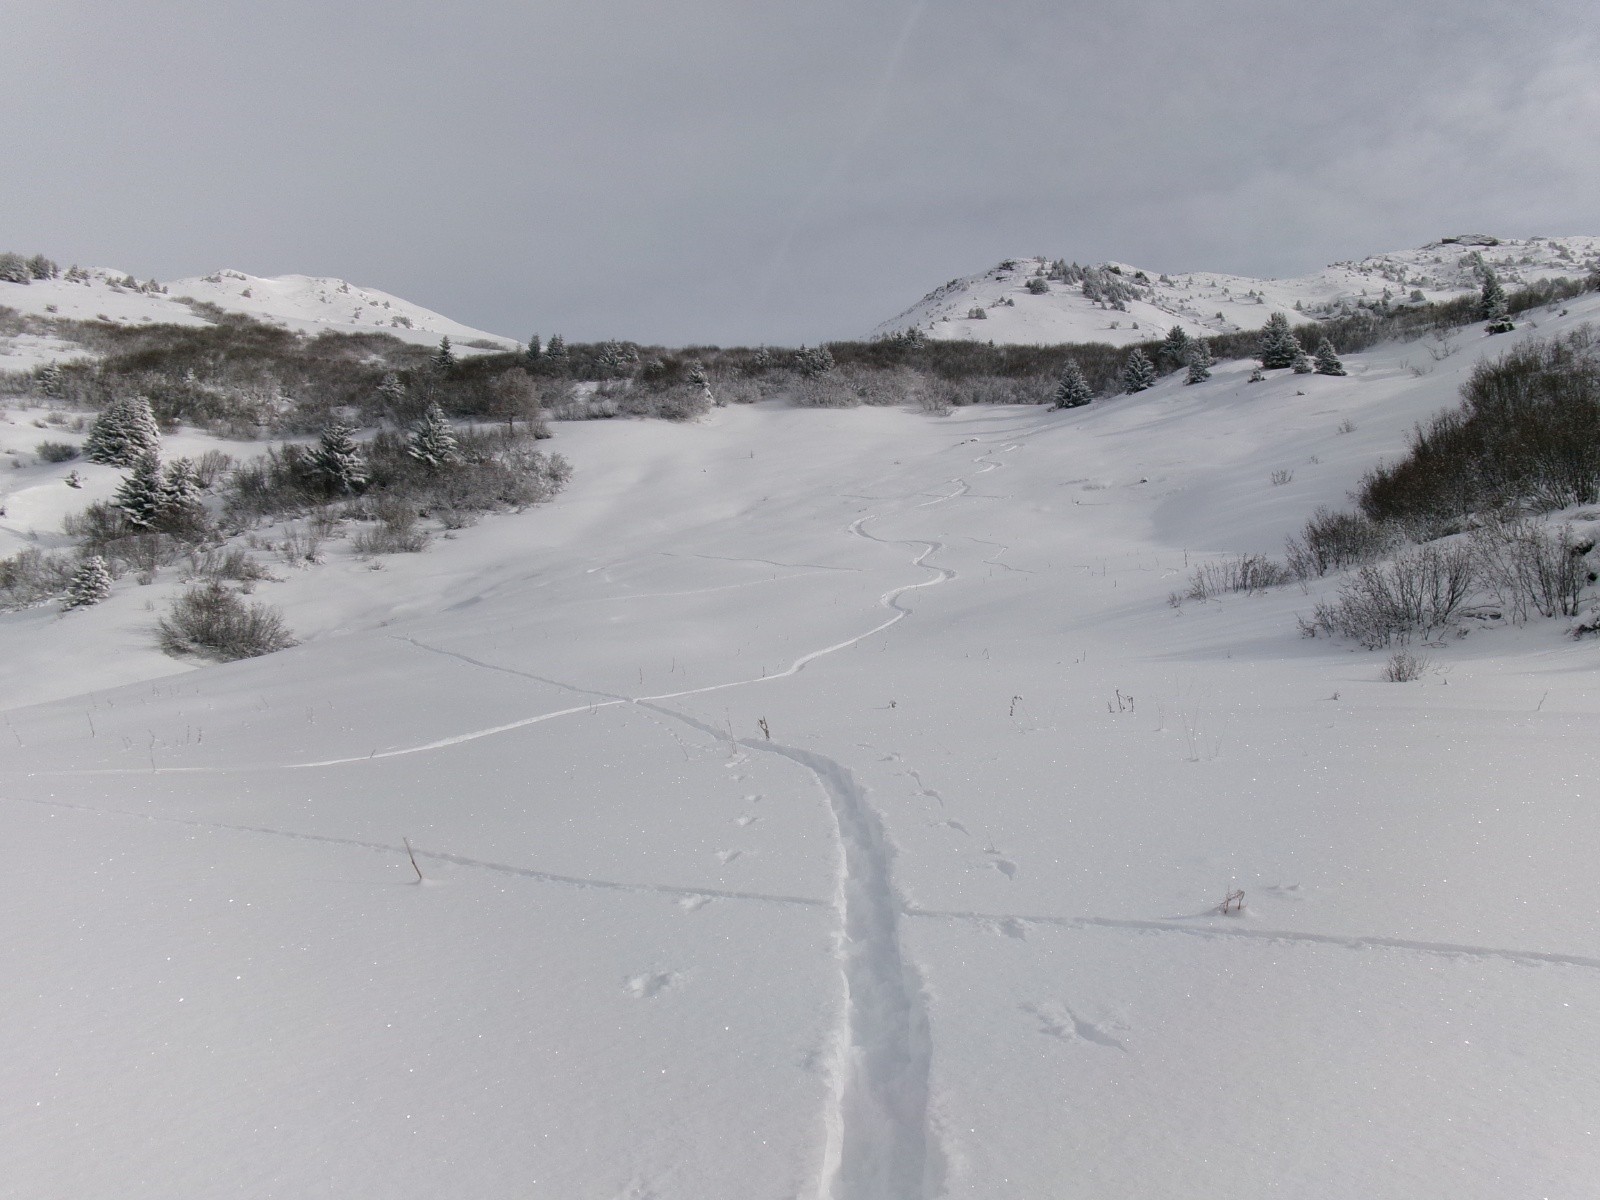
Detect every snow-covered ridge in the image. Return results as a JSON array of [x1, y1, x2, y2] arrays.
[[0, 264, 515, 350], [873, 235, 1600, 347]]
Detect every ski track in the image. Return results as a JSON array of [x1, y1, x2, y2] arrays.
[[904, 906, 1600, 972], [10, 423, 1067, 1199], [7, 794, 828, 909]]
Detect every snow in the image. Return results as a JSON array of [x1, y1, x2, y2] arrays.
[[874, 236, 1600, 346], [4, 289, 1600, 1197], [0, 266, 515, 354]]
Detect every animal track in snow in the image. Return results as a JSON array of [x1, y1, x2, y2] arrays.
[[1021, 1002, 1127, 1051], [625, 971, 681, 999], [733, 814, 761, 828], [716, 848, 745, 865], [985, 850, 1018, 879]]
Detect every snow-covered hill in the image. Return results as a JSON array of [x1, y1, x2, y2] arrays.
[[0, 265, 515, 349], [874, 234, 1600, 346], [4, 286, 1600, 1197]]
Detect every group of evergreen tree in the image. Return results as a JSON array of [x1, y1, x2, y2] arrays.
[[1258, 312, 1346, 376], [0, 252, 59, 283], [111, 453, 203, 532]]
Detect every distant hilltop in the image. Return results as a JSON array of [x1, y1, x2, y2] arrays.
[[0, 257, 515, 350], [872, 235, 1600, 347]]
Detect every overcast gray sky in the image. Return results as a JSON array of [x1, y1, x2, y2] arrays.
[[5, 1, 1598, 346]]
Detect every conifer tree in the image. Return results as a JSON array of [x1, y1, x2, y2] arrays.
[[84, 396, 161, 467], [407, 403, 460, 469], [113, 451, 165, 529], [160, 457, 203, 515], [1313, 338, 1346, 376], [1184, 339, 1213, 384], [64, 555, 112, 609], [1053, 359, 1093, 408], [526, 333, 542, 362], [310, 423, 368, 494], [432, 336, 456, 371], [1160, 325, 1192, 372], [1121, 349, 1156, 394], [545, 334, 568, 361], [1291, 343, 1314, 374], [1257, 312, 1300, 369], [1480, 269, 1514, 333]]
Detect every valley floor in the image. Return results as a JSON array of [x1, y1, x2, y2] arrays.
[[5, 308, 1600, 1198]]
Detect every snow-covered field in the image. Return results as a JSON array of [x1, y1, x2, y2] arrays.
[[4, 297, 1600, 1198]]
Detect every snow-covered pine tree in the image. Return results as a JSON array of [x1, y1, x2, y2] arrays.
[[526, 333, 542, 362], [545, 334, 568, 361], [1160, 325, 1192, 372], [1053, 360, 1093, 408], [1291, 343, 1314, 374], [407, 403, 460, 469], [84, 396, 161, 467], [432, 336, 456, 371], [1257, 312, 1300, 369], [1184, 339, 1213, 384], [310, 422, 368, 494], [1480, 269, 1514, 333], [160, 457, 203, 515], [113, 451, 165, 529], [64, 555, 112, 609], [35, 362, 62, 397], [1121, 349, 1157, 394], [796, 344, 836, 377], [1314, 338, 1346, 376]]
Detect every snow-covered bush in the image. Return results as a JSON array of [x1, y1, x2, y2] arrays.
[[1305, 543, 1476, 647], [1185, 554, 1292, 600], [1470, 518, 1591, 622], [35, 440, 78, 463], [1286, 507, 1401, 580], [158, 582, 296, 660]]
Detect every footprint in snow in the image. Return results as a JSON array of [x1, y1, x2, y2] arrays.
[[985, 917, 1028, 940], [733, 814, 761, 828], [1021, 1002, 1126, 1051], [984, 850, 1017, 879], [716, 848, 744, 865], [625, 971, 681, 1000], [676, 895, 711, 912]]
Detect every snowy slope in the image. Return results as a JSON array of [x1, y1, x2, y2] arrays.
[[5, 294, 1600, 1198], [874, 235, 1600, 345], [0, 266, 515, 351]]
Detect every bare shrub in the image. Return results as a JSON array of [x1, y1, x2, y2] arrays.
[[1186, 554, 1292, 600], [352, 495, 430, 555], [0, 547, 77, 608], [35, 440, 78, 463], [186, 546, 275, 585], [1470, 518, 1590, 621], [158, 582, 296, 660], [1382, 650, 1430, 681], [1286, 506, 1401, 580], [192, 449, 234, 489], [278, 524, 325, 567], [1307, 543, 1476, 646]]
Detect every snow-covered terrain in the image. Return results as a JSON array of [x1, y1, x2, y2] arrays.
[[875, 235, 1600, 346], [0, 265, 515, 351], [4, 289, 1600, 1198]]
